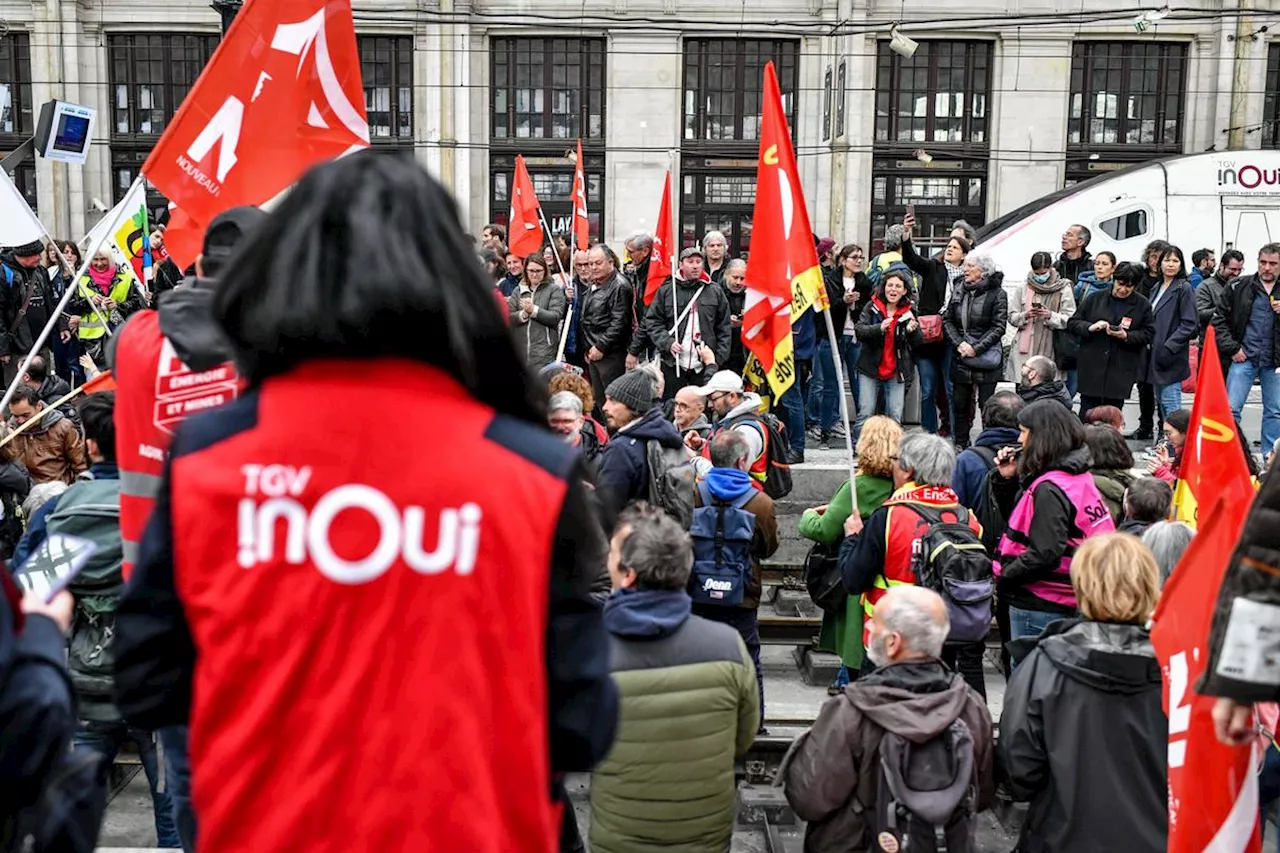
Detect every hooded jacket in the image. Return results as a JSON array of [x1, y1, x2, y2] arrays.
[[643, 275, 732, 370], [2, 409, 86, 486], [944, 273, 1009, 385], [1068, 287, 1156, 401], [999, 619, 1166, 853], [595, 407, 686, 520], [590, 588, 758, 853], [1017, 379, 1073, 411], [783, 660, 995, 852], [694, 468, 780, 609], [952, 426, 1020, 509]]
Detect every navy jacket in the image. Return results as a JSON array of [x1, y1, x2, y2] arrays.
[[953, 427, 1019, 509], [596, 407, 685, 522], [1145, 277, 1198, 386]]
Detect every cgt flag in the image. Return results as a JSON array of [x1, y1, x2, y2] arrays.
[[508, 154, 542, 258], [1151, 491, 1260, 853], [1171, 325, 1255, 527], [644, 171, 673, 306], [571, 139, 589, 252], [741, 61, 827, 399], [142, 0, 370, 267]]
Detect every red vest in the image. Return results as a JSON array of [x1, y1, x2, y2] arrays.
[[114, 310, 241, 578]]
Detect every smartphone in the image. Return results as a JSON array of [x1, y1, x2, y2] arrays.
[[13, 533, 99, 603], [1108, 324, 1123, 333], [907, 203, 916, 220], [1031, 300, 1043, 309]]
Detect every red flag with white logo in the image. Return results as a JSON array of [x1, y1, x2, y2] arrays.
[[142, 0, 369, 267], [644, 171, 673, 306], [571, 139, 589, 251], [509, 155, 542, 258]]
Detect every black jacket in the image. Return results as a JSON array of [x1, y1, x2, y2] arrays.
[[1145, 277, 1198, 386], [722, 284, 747, 374], [999, 619, 1166, 853], [595, 406, 685, 522], [898, 238, 953, 315], [853, 298, 924, 381], [1213, 273, 1280, 365], [579, 271, 635, 358], [643, 276, 732, 369], [626, 258, 652, 357], [1053, 251, 1093, 288], [944, 273, 1008, 385], [1017, 379, 1073, 411], [1195, 272, 1233, 345], [0, 255, 64, 359], [1068, 289, 1155, 400]]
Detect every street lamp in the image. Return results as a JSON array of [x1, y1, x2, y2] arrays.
[[211, 0, 243, 35]]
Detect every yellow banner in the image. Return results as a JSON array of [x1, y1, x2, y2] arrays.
[[743, 262, 826, 403]]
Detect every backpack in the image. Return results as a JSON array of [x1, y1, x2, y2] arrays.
[[43, 478, 124, 719], [870, 718, 978, 853], [804, 539, 846, 612], [722, 413, 793, 500], [901, 504, 994, 644], [688, 481, 756, 607], [645, 440, 697, 528]]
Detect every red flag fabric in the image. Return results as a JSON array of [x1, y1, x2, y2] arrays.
[[644, 171, 673, 306], [142, 0, 369, 267], [1151, 324, 1259, 853], [509, 155, 542, 258], [571, 139, 589, 251], [82, 370, 117, 394], [741, 62, 826, 397]]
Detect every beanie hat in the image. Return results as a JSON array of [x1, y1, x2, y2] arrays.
[[9, 240, 44, 258], [605, 370, 655, 415]]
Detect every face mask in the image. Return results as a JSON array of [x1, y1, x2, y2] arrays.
[[1031, 271, 1051, 284]]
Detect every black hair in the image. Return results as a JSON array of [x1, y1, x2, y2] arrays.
[[1191, 248, 1215, 267], [1113, 261, 1146, 288], [1165, 408, 1191, 436], [483, 223, 506, 241], [1017, 399, 1086, 479], [1142, 240, 1171, 269], [1125, 477, 1172, 524], [1094, 250, 1117, 268], [77, 391, 116, 462], [212, 151, 541, 423], [1084, 424, 1134, 471], [55, 240, 81, 268], [948, 235, 972, 256], [1071, 224, 1092, 248], [981, 390, 1024, 430], [1221, 249, 1245, 267], [877, 271, 914, 305], [1157, 246, 1188, 281], [9, 385, 41, 408], [838, 243, 864, 262], [24, 355, 48, 383], [1261, 243, 1280, 259], [1030, 251, 1053, 271]]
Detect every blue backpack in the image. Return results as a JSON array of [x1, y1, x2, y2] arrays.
[[688, 481, 756, 607]]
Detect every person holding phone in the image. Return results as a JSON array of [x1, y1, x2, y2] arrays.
[[1068, 261, 1156, 420], [1009, 251, 1076, 383]]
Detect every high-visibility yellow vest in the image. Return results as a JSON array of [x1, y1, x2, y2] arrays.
[[76, 273, 134, 341]]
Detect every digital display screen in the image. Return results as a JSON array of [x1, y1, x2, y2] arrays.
[[52, 113, 90, 154]]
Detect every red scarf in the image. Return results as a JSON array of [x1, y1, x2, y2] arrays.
[[874, 296, 911, 380]]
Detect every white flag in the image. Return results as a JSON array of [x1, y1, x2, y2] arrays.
[[0, 169, 45, 249]]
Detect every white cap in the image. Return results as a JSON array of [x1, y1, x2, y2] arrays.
[[692, 370, 744, 396]]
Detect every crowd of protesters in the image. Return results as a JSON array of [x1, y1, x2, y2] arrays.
[[2, 152, 1279, 853]]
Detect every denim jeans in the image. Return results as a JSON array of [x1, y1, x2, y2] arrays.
[[693, 604, 764, 725], [916, 355, 944, 434], [159, 725, 197, 853], [807, 338, 843, 431], [1156, 381, 1183, 419], [1227, 359, 1280, 452], [1065, 368, 1078, 400], [777, 361, 810, 455], [1008, 606, 1069, 670], [839, 334, 862, 413], [855, 374, 906, 438], [76, 721, 180, 848]]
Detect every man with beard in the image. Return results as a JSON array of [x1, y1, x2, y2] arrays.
[[721, 259, 748, 375], [625, 231, 654, 369]]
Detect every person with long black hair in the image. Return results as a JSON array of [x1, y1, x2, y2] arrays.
[[1069, 261, 1155, 420], [110, 151, 618, 853]]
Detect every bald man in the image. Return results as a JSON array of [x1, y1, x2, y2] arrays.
[[673, 386, 712, 441]]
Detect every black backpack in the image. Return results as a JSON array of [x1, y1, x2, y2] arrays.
[[721, 413, 793, 500], [900, 504, 994, 644], [804, 539, 846, 613], [870, 718, 978, 853]]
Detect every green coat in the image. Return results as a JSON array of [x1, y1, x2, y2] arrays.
[[590, 615, 759, 853], [798, 474, 895, 668]]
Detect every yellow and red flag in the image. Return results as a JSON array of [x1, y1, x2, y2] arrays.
[[741, 61, 827, 399], [1171, 325, 1254, 527]]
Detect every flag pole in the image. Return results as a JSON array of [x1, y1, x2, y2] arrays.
[[0, 382, 90, 449], [533, 206, 574, 363], [820, 304, 858, 497], [669, 149, 680, 380], [0, 175, 143, 416]]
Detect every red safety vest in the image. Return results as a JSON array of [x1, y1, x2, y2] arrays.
[[114, 310, 241, 578]]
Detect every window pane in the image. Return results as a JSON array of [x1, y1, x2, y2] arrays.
[[681, 39, 799, 142], [490, 38, 605, 142], [1267, 45, 1280, 149], [1068, 41, 1186, 158], [875, 40, 991, 147]]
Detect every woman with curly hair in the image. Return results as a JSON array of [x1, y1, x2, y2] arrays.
[[797, 415, 903, 690]]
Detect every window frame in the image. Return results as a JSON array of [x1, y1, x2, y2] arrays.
[[873, 40, 993, 150], [358, 35, 415, 147], [489, 37, 607, 142], [487, 152, 607, 251], [0, 33, 35, 212], [1265, 43, 1280, 150], [681, 37, 799, 148]]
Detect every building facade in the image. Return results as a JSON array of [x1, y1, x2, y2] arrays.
[[0, 0, 1274, 254]]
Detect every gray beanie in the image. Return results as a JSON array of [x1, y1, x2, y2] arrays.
[[605, 370, 655, 414]]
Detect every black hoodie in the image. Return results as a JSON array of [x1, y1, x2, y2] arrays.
[[108, 276, 235, 374], [1000, 619, 1166, 853]]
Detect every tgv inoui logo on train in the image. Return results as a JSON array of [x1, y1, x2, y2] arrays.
[[236, 464, 482, 584]]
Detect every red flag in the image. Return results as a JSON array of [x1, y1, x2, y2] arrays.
[[571, 139, 589, 251], [82, 370, 117, 394], [142, 0, 369, 267], [644, 172, 673, 306], [508, 155, 542, 258], [741, 62, 826, 397], [1151, 325, 1259, 852]]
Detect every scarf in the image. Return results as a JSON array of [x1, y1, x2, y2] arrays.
[[942, 262, 964, 312], [87, 263, 116, 294], [1019, 271, 1065, 354], [873, 296, 911, 380]]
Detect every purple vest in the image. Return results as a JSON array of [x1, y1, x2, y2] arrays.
[[994, 469, 1115, 607]]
